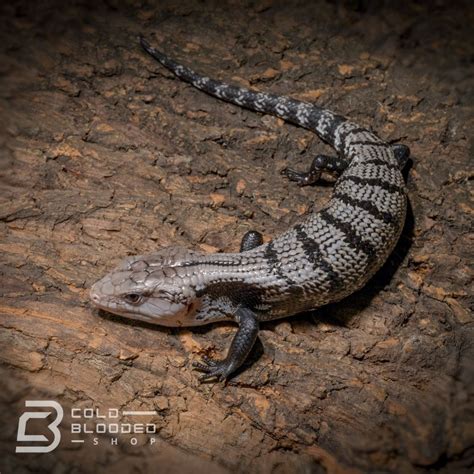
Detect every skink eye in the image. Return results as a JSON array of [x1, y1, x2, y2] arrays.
[[124, 293, 142, 304]]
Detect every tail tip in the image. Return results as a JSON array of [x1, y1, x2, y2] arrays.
[[138, 35, 149, 49]]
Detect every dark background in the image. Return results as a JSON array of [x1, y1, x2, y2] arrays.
[[0, 1, 472, 473]]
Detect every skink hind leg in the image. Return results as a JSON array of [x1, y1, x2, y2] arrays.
[[193, 307, 259, 382], [240, 230, 264, 252], [281, 154, 348, 186]]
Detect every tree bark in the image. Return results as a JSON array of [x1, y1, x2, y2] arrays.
[[1, 1, 472, 473]]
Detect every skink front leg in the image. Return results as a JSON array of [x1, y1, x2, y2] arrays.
[[240, 230, 264, 252], [193, 307, 259, 382]]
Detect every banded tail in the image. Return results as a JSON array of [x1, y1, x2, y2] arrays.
[[140, 36, 356, 153]]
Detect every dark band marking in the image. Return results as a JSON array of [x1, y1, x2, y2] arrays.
[[334, 191, 396, 225], [337, 175, 404, 195], [338, 126, 370, 149], [361, 158, 400, 169], [293, 224, 342, 291], [325, 114, 347, 144], [196, 281, 265, 311], [339, 126, 367, 144], [264, 241, 295, 285], [337, 126, 377, 155], [320, 210, 376, 260], [264, 240, 279, 267], [349, 140, 388, 147], [180, 257, 243, 269]]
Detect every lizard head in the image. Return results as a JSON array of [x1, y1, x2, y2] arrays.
[[90, 247, 206, 327]]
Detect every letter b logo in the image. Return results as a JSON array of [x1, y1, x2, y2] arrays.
[[16, 401, 63, 453]]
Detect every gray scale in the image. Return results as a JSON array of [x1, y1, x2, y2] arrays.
[[335, 180, 405, 214]]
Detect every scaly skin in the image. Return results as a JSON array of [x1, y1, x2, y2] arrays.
[[90, 36, 410, 382]]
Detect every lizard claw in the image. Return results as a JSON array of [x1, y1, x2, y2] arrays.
[[201, 355, 218, 366], [193, 356, 234, 382]]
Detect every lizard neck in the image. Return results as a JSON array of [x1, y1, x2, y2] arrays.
[[186, 248, 267, 290]]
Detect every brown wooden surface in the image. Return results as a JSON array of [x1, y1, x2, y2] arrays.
[[0, 1, 473, 473]]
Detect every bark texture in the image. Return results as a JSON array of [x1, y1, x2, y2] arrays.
[[0, 1, 473, 473]]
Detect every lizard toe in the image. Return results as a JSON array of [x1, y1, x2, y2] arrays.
[[194, 359, 234, 382]]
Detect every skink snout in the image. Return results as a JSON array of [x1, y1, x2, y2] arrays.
[[89, 284, 102, 306]]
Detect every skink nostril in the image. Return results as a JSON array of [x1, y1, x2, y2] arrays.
[[90, 289, 101, 304]]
